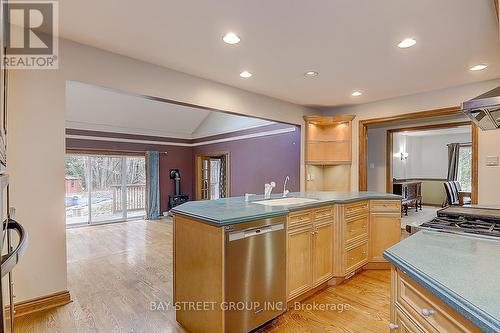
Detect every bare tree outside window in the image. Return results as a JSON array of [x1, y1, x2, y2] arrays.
[[457, 146, 472, 192], [65, 154, 146, 226]]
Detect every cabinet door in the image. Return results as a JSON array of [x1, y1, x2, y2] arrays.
[[312, 222, 334, 286], [287, 225, 313, 300], [370, 213, 401, 262]]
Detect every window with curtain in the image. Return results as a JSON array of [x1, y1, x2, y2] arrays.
[[457, 145, 472, 192]]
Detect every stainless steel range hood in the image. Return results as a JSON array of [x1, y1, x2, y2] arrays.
[[462, 86, 500, 130]]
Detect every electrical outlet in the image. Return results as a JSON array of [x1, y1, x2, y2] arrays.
[[486, 156, 499, 166]]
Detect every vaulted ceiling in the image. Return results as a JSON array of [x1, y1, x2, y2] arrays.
[[59, 0, 500, 107], [65, 81, 275, 138]]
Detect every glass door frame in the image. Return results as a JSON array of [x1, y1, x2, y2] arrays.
[[66, 151, 146, 227], [195, 152, 230, 200]]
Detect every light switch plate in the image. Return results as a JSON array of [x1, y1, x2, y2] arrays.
[[486, 156, 499, 166]]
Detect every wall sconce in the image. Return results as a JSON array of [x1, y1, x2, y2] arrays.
[[400, 152, 409, 160]]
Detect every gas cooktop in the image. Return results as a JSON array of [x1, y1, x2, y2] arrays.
[[420, 216, 500, 238], [413, 206, 500, 239]]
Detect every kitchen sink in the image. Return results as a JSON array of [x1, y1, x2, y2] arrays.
[[253, 197, 319, 206]]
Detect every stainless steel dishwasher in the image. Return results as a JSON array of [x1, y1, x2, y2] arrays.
[[224, 216, 286, 333]]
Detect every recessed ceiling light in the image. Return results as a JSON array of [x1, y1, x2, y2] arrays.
[[223, 32, 240, 44], [351, 91, 363, 97], [304, 71, 319, 78], [469, 64, 488, 71], [240, 71, 253, 78], [398, 38, 417, 48]]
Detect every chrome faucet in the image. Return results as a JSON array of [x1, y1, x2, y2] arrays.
[[283, 176, 290, 197]]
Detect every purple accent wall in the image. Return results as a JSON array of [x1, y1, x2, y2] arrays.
[[158, 147, 194, 212], [193, 126, 301, 196], [66, 124, 301, 212]]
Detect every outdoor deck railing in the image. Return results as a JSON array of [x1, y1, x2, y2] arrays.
[[112, 184, 146, 213]]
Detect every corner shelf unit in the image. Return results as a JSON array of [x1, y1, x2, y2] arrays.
[[304, 115, 355, 192]]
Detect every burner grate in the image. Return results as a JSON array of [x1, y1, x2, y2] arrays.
[[421, 216, 500, 238]]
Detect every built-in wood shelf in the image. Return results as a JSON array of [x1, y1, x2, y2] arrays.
[[307, 139, 349, 143], [305, 160, 352, 166], [304, 115, 355, 192]]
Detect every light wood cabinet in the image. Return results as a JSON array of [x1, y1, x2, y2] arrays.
[[390, 267, 482, 333], [287, 206, 334, 301], [369, 213, 401, 262], [393, 307, 427, 333], [288, 200, 401, 300], [333, 200, 401, 279], [304, 115, 355, 192], [312, 221, 333, 286], [345, 215, 369, 244], [333, 201, 369, 277], [345, 240, 369, 273], [287, 224, 313, 299]]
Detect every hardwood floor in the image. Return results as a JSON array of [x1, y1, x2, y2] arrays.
[[13, 219, 391, 333]]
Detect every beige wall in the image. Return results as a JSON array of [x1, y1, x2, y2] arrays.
[[323, 78, 500, 205], [8, 39, 314, 302]]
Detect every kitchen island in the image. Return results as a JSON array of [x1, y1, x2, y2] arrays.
[[384, 230, 500, 333], [171, 191, 402, 333]]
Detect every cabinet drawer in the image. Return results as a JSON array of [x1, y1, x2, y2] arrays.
[[344, 201, 369, 219], [314, 206, 334, 221], [396, 270, 481, 333], [371, 200, 401, 213], [288, 210, 313, 228], [345, 241, 368, 273], [392, 306, 428, 333], [345, 215, 368, 244]]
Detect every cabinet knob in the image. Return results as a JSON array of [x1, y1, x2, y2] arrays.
[[388, 323, 398, 330], [421, 308, 435, 317]]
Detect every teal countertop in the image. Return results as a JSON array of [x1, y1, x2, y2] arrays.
[[171, 191, 401, 225], [384, 230, 500, 333]]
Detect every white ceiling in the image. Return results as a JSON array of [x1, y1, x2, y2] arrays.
[[65, 81, 275, 138], [59, 0, 500, 107], [401, 125, 471, 137]]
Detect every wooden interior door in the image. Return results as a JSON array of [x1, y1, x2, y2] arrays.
[[196, 153, 230, 200], [197, 157, 211, 200]]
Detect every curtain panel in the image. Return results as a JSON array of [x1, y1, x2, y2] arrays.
[[219, 155, 227, 198], [145, 151, 160, 220], [447, 143, 460, 181]]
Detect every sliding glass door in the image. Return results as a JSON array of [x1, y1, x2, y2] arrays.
[[90, 156, 123, 223], [125, 157, 147, 219], [65, 154, 146, 226]]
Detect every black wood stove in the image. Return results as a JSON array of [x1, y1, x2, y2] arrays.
[[168, 169, 189, 209]]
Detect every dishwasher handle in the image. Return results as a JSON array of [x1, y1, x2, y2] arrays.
[[228, 223, 284, 242]]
